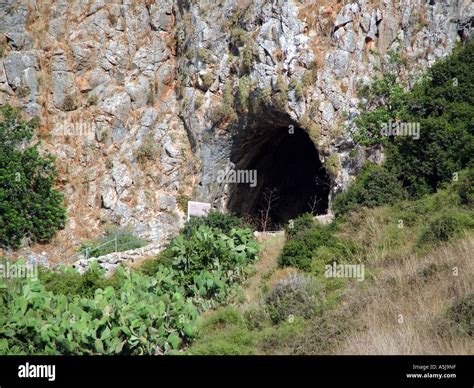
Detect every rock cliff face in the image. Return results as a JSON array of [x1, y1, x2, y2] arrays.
[[0, 0, 472, 258]]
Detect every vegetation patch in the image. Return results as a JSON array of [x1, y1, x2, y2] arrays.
[[0, 214, 258, 355], [0, 105, 66, 249], [78, 226, 146, 258]]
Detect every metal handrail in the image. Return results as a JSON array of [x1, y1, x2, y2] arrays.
[[67, 235, 120, 262]]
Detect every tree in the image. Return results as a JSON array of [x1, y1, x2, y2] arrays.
[[352, 40, 474, 198], [0, 105, 66, 249]]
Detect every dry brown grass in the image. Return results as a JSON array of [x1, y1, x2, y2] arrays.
[[334, 234, 473, 355]]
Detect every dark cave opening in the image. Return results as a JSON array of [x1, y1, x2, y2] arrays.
[[227, 125, 330, 230]]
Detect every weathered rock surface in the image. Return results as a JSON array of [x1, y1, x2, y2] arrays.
[[0, 0, 472, 261]]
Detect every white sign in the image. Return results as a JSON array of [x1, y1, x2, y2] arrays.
[[187, 201, 211, 221]]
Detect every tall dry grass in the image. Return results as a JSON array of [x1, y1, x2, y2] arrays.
[[335, 233, 473, 355]]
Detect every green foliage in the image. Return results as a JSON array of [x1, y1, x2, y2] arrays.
[[139, 247, 175, 276], [176, 193, 190, 212], [237, 76, 251, 113], [454, 167, 474, 207], [273, 74, 288, 111], [194, 94, 204, 109], [240, 44, 254, 74], [0, 105, 66, 249], [418, 209, 473, 246], [290, 78, 304, 101], [134, 134, 159, 164], [182, 211, 249, 238], [302, 63, 318, 87], [39, 263, 123, 298], [326, 154, 340, 179], [198, 48, 213, 64], [170, 225, 258, 293], [264, 273, 321, 324], [209, 81, 237, 123], [200, 73, 215, 90], [353, 41, 474, 198], [230, 27, 247, 49], [185, 304, 306, 355], [78, 227, 146, 258], [285, 213, 315, 240], [277, 238, 314, 271], [279, 222, 354, 273], [332, 163, 408, 216], [353, 72, 406, 146], [0, 224, 259, 355]]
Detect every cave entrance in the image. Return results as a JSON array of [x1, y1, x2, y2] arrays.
[[227, 125, 330, 230]]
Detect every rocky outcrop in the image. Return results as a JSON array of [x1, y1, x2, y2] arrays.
[[175, 0, 472, 210], [0, 0, 472, 260]]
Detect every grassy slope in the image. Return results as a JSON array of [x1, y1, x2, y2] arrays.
[[184, 193, 473, 355]]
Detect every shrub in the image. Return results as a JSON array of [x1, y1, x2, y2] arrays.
[[78, 227, 146, 258], [182, 211, 248, 238], [0, 105, 66, 249], [135, 134, 159, 164], [62, 95, 77, 111], [199, 306, 244, 332], [279, 225, 333, 271], [273, 74, 288, 111], [240, 44, 254, 74], [279, 222, 356, 273], [418, 210, 473, 246], [201, 73, 215, 90], [454, 167, 474, 207], [209, 81, 237, 123], [326, 154, 340, 179], [332, 163, 407, 216], [353, 41, 474, 198], [176, 193, 190, 212], [445, 293, 473, 337], [278, 238, 314, 271], [264, 273, 321, 324], [285, 212, 315, 240], [39, 263, 123, 298], [139, 247, 175, 276], [237, 76, 251, 113], [194, 95, 204, 109]]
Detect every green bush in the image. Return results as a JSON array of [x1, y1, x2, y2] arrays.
[[388, 42, 473, 198], [278, 238, 314, 271], [0, 105, 66, 248], [454, 167, 474, 207], [198, 305, 244, 332], [264, 273, 321, 324], [279, 223, 354, 272], [285, 212, 315, 240], [139, 247, 175, 276], [182, 211, 248, 238], [333, 163, 407, 216], [39, 263, 123, 298], [78, 227, 146, 258], [418, 209, 473, 246], [353, 41, 474, 199]]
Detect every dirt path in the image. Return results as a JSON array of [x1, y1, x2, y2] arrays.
[[242, 232, 286, 308]]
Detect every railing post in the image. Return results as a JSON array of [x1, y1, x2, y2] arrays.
[[115, 235, 118, 253], [85, 247, 89, 260]]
